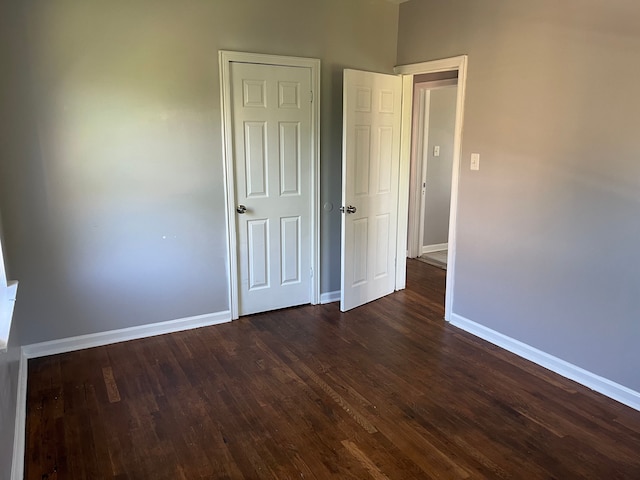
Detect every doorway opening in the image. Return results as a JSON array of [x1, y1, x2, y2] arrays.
[[394, 56, 468, 321], [409, 73, 458, 271]]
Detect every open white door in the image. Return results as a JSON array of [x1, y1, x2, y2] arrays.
[[340, 69, 402, 312]]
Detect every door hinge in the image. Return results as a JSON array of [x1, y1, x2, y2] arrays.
[[310, 267, 314, 278], [310, 90, 314, 103]]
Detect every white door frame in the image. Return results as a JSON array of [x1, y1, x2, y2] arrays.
[[394, 55, 468, 322], [407, 86, 431, 259], [219, 51, 321, 319], [410, 80, 458, 258]]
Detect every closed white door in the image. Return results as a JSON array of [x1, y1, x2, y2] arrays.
[[229, 62, 312, 315], [341, 69, 402, 312]]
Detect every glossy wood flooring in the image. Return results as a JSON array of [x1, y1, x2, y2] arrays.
[[26, 260, 640, 479]]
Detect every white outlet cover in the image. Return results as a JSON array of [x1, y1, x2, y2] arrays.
[[471, 153, 480, 171]]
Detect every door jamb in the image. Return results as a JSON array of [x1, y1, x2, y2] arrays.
[[407, 86, 431, 259], [394, 55, 468, 322], [219, 51, 321, 319], [417, 88, 431, 258]]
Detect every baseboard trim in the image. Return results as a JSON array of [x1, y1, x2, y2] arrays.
[[421, 243, 448, 254], [450, 313, 640, 412], [11, 349, 27, 480], [320, 291, 340, 304], [11, 310, 232, 478], [23, 310, 232, 359]]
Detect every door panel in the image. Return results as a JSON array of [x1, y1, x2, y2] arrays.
[[375, 213, 391, 278], [230, 62, 312, 315], [353, 217, 369, 285], [281, 216, 301, 285], [354, 126, 371, 195], [244, 122, 268, 197], [279, 122, 300, 195], [247, 219, 269, 290], [341, 69, 402, 312]]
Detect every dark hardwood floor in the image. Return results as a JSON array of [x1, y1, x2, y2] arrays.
[[26, 260, 640, 479]]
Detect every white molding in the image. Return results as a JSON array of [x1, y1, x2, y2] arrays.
[[0, 281, 18, 351], [22, 311, 231, 359], [406, 87, 430, 259], [11, 349, 27, 480], [450, 313, 640, 412], [10, 310, 231, 477], [394, 55, 468, 322], [405, 86, 420, 259], [394, 56, 468, 76], [395, 74, 414, 291], [0, 214, 18, 350], [219, 52, 239, 320], [219, 51, 321, 319], [417, 88, 431, 257], [421, 243, 448, 254], [0, 216, 7, 289], [445, 56, 468, 321], [414, 78, 457, 89], [320, 291, 340, 304], [310, 58, 321, 307]]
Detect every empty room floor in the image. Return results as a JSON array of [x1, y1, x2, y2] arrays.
[[25, 260, 640, 479]]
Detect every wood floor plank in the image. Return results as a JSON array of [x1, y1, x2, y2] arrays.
[[101, 366, 121, 404], [25, 260, 640, 479], [341, 440, 390, 480]]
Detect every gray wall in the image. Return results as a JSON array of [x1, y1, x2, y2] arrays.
[[423, 86, 456, 247], [398, 0, 640, 392], [1, 0, 399, 345], [0, 1, 32, 476]]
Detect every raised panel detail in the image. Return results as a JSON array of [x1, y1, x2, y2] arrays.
[[244, 122, 268, 197], [280, 122, 300, 196], [355, 87, 372, 112], [355, 126, 371, 196], [377, 126, 393, 194], [279, 82, 300, 109], [352, 218, 368, 286], [281, 216, 301, 285], [248, 219, 270, 290], [243, 80, 267, 108], [379, 90, 394, 113], [374, 214, 390, 279]]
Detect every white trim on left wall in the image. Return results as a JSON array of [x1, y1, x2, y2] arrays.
[[11, 349, 27, 480], [10, 310, 232, 479], [21, 310, 231, 359]]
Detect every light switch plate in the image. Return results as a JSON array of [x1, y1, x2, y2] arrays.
[[471, 153, 480, 171], [433, 145, 440, 157]]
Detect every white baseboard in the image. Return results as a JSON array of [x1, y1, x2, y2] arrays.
[[11, 310, 232, 478], [11, 349, 27, 480], [421, 243, 448, 254], [320, 291, 340, 304], [450, 313, 640, 412], [23, 310, 232, 359]]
